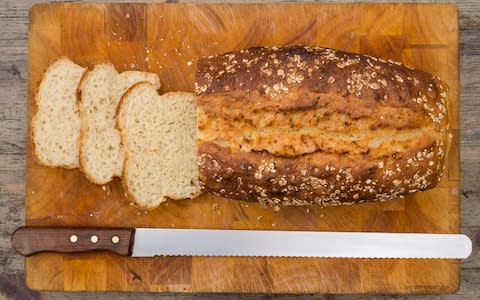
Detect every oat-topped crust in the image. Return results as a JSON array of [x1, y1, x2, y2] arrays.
[[198, 140, 445, 207], [196, 46, 448, 126], [195, 46, 451, 206]]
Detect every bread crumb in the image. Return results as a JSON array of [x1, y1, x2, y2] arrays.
[[273, 206, 280, 212], [306, 208, 310, 213], [125, 13, 130, 19], [451, 187, 459, 196], [187, 61, 193, 66], [272, 223, 276, 227], [212, 203, 220, 211], [257, 216, 263, 220]]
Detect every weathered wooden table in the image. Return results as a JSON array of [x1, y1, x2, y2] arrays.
[[0, 0, 478, 299]]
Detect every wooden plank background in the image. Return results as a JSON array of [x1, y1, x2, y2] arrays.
[[1, 0, 479, 299]]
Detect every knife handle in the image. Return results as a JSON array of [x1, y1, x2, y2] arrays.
[[11, 226, 135, 257]]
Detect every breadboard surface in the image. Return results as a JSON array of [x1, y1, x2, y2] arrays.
[[26, 3, 459, 293]]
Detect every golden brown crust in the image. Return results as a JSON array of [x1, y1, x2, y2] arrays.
[[195, 46, 448, 128], [196, 46, 451, 206], [76, 68, 92, 177], [76, 67, 91, 107]]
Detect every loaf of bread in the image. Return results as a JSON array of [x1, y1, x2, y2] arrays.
[[78, 64, 160, 184], [32, 58, 86, 168], [117, 82, 200, 209], [195, 46, 451, 206]]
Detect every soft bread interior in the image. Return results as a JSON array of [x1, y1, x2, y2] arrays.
[[78, 64, 160, 184], [117, 82, 200, 209], [32, 58, 86, 168]]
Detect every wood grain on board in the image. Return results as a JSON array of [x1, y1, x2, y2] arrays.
[[25, 3, 459, 293]]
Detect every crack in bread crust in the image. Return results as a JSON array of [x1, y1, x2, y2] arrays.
[[198, 108, 442, 158]]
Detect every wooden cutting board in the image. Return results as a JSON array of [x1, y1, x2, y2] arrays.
[[25, 3, 460, 294]]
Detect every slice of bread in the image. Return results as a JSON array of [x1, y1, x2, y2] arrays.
[[158, 92, 200, 200], [117, 82, 200, 209], [32, 58, 87, 168], [78, 64, 160, 184], [117, 83, 167, 208]]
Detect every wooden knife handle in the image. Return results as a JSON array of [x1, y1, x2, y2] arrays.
[[11, 227, 135, 257]]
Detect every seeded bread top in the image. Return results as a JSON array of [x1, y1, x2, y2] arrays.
[[196, 46, 448, 127]]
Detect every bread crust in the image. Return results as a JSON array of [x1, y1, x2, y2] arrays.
[[196, 46, 451, 206], [76, 67, 95, 180], [198, 140, 445, 206], [196, 47, 448, 124]]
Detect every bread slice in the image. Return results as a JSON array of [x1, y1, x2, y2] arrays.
[[117, 82, 200, 209], [32, 58, 86, 168], [78, 64, 160, 184], [158, 92, 200, 200]]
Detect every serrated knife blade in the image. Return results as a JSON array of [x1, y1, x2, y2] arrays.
[[12, 227, 472, 259], [131, 228, 472, 259]]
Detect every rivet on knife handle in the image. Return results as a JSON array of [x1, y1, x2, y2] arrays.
[[11, 227, 135, 257]]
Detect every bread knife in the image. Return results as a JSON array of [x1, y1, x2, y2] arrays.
[[11, 227, 472, 259]]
